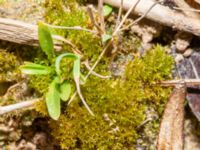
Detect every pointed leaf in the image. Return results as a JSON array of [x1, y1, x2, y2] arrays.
[[20, 62, 52, 75], [60, 80, 71, 101], [38, 22, 54, 59], [103, 5, 113, 17], [46, 77, 61, 120]]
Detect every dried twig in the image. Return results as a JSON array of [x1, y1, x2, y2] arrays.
[[43, 22, 98, 34], [113, 0, 140, 36], [98, 0, 105, 33], [0, 99, 40, 115], [52, 35, 83, 55], [173, 6, 200, 13], [83, 61, 111, 79], [161, 79, 200, 86], [115, 0, 124, 29], [87, 5, 104, 34], [120, 1, 159, 31]]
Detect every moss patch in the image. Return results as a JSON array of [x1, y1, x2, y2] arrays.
[[0, 50, 20, 82], [47, 45, 173, 149]]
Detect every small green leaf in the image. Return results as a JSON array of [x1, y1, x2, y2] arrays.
[[103, 5, 113, 17], [38, 22, 54, 59], [102, 34, 112, 43], [60, 80, 71, 101], [46, 77, 61, 120], [20, 62, 52, 75]]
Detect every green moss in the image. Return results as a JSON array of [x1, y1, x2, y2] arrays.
[[46, 45, 173, 149], [34, 100, 48, 117], [0, 50, 20, 82], [44, 0, 102, 61], [29, 74, 53, 95]]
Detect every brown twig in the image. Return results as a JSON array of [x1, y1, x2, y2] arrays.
[[98, 0, 105, 33], [115, 0, 124, 29], [161, 79, 200, 86], [87, 5, 104, 34]]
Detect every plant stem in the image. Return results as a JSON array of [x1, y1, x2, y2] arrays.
[[43, 22, 98, 34], [161, 79, 200, 86]]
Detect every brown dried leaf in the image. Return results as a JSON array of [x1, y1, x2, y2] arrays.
[[157, 84, 186, 150]]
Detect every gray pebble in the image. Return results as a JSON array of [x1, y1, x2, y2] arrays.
[[183, 48, 193, 58], [175, 54, 184, 64]]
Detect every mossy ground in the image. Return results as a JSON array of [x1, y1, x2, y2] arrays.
[[0, 0, 174, 149], [46, 45, 173, 149]]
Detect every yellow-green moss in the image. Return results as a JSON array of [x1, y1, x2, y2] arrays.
[[46, 45, 173, 149], [44, 0, 102, 61], [0, 50, 20, 82]]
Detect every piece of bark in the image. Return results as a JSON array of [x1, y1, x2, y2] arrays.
[[195, 0, 200, 4], [0, 18, 38, 46], [0, 18, 61, 49], [174, 0, 200, 19], [157, 84, 186, 150], [104, 0, 200, 36]]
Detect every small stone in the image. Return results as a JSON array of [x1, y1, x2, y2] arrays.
[[183, 48, 193, 58], [175, 54, 184, 64], [175, 32, 193, 53]]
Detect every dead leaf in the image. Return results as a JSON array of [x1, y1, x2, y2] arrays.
[[157, 84, 186, 150]]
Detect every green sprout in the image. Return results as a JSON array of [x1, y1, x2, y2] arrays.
[[20, 22, 93, 120]]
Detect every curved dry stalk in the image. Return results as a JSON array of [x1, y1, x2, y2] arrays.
[[120, 1, 159, 31], [43, 22, 98, 34], [83, 61, 111, 79], [87, 5, 104, 34], [112, 0, 140, 36], [52, 35, 83, 55], [74, 78, 94, 116]]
